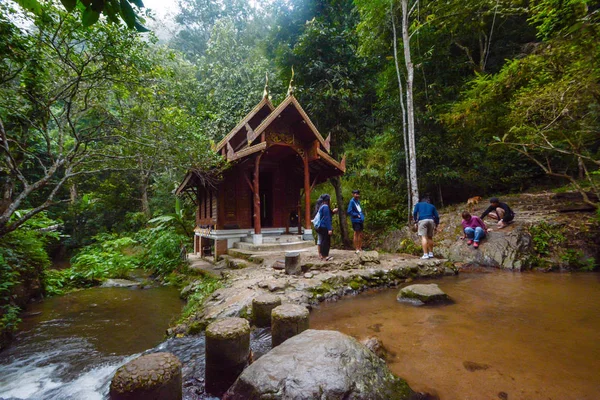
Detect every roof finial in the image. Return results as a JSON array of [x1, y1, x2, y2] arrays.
[[263, 72, 269, 99], [286, 66, 295, 97]]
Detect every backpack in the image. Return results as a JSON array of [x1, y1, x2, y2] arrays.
[[312, 206, 323, 229]]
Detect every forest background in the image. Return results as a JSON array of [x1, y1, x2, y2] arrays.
[[1, 0, 599, 340]]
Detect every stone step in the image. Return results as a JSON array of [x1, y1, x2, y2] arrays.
[[233, 240, 315, 252], [241, 234, 305, 244]]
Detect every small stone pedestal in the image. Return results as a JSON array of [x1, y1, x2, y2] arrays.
[[252, 294, 282, 327], [271, 304, 309, 347], [109, 352, 182, 400], [205, 317, 251, 396], [285, 251, 301, 275]]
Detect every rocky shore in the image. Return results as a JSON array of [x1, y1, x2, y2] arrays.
[[170, 249, 457, 336]]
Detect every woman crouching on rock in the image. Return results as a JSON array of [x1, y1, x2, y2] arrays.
[[315, 194, 337, 261]]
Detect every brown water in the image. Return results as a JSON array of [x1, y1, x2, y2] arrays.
[[0, 286, 184, 399], [310, 272, 600, 400]]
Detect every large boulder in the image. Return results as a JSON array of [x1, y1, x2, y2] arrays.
[[442, 225, 533, 270], [397, 284, 451, 305], [223, 329, 415, 400]]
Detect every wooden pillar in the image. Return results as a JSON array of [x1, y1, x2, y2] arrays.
[[297, 204, 302, 235], [254, 153, 263, 234], [303, 152, 311, 231]]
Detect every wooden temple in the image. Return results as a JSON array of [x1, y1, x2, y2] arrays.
[[176, 83, 346, 258]]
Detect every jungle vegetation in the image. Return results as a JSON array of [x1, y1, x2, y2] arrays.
[[1, 0, 598, 340]]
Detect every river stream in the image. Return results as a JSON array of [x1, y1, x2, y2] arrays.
[[310, 271, 600, 400], [2, 272, 599, 399], [0, 286, 183, 400], [0, 285, 273, 400]]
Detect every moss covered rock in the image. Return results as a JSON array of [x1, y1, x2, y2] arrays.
[[397, 283, 451, 305], [109, 352, 182, 400]]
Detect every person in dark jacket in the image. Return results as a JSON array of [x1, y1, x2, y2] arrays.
[[316, 194, 334, 261], [481, 197, 514, 229], [347, 189, 365, 253], [412, 196, 440, 259]]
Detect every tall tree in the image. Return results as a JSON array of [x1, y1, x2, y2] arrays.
[[273, 0, 377, 246], [0, 4, 148, 236]]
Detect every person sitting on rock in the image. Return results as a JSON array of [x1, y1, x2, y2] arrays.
[[460, 211, 488, 249], [481, 197, 514, 229]]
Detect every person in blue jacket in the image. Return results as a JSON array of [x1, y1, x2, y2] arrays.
[[412, 195, 440, 259], [316, 194, 334, 261], [347, 189, 365, 253]]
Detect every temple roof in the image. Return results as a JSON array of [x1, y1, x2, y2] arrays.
[[215, 96, 275, 153]]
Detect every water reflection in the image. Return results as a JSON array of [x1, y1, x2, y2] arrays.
[[310, 272, 600, 400]]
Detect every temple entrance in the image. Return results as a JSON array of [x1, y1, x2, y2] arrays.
[[259, 172, 273, 227]]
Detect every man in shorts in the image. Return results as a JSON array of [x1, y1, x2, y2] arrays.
[[347, 189, 365, 253], [412, 196, 440, 259]]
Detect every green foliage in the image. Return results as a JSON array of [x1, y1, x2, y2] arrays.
[[397, 238, 422, 256], [559, 249, 596, 271], [70, 234, 141, 280], [178, 276, 223, 322], [530, 222, 566, 256], [0, 213, 58, 339], [0, 304, 21, 338], [14, 0, 149, 31], [529, 0, 590, 39], [135, 228, 187, 276]]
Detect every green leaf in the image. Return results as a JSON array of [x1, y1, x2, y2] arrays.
[[175, 197, 181, 216], [134, 20, 150, 32], [129, 0, 145, 8], [60, 0, 77, 12], [493, 136, 501, 142], [15, 0, 42, 14], [120, 0, 136, 29], [82, 7, 100, 26]]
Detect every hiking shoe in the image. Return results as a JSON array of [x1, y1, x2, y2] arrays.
[[473, 242, 479, 249], [428, 252, 434, 258], [421, 254, 430, 259], [467, 239, 473, 246]]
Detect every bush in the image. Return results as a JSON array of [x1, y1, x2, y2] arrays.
[[0, 212, 59, 344], [135, 228, 187, 276], [70, 233, 142, 280]]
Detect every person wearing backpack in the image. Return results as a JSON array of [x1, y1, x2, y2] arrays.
[[313, 194, 336, 261], [347, 189, 365, 253]]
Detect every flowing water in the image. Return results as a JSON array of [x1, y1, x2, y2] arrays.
[[0, 285, 272, 400], [310, 271, 600, 400], [0, 286, 183, 400]]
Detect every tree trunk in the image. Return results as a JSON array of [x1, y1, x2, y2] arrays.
[[69, 183, 77, 204], [391, 1, 412, 222], [139, 157, 152, 218], [141, 181, 150, 217], [401, 0, 420, 208], [0, 178, 13, 215], [330, 176, 351, 248]]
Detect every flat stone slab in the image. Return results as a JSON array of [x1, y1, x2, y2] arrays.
[[101, 279, 140, 288], [206, 317, 250, 339], [397, 283, 451, 305], [172, 249, 457, 336], [272, 304, 309, 321]]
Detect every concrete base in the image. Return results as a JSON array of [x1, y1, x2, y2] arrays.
[[252, 234, 263, 245], [302, 228, 313, 241]]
